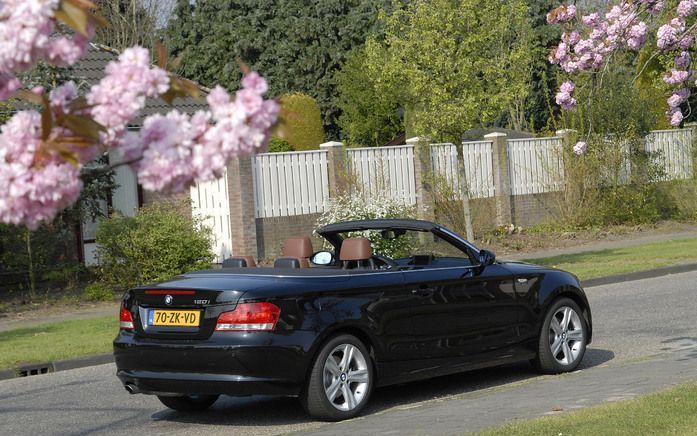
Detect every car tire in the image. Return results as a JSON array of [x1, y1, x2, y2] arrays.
[[301, 334, 373, 421], [534, 297, 588, 374], [157, 394, 219, 412]]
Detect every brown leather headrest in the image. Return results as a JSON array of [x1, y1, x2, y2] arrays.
[[340, 237, 373, 261], [282, 237, 313, 258]]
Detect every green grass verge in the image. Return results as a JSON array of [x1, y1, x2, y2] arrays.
[[526, 237, 697, 280], [0, 315, 116, 370], [478, 382, 697, 435]]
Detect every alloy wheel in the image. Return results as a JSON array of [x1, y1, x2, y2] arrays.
[[322, 344, 370, 411], [548, 306, 585, 365]]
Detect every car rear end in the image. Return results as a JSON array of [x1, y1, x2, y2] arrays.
[[114, 274, 316, 397]]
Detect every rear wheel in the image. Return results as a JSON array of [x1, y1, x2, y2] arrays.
[[157, 394, 219, 412], [534, 297, 587, 374], [301, 334, 373, 421]]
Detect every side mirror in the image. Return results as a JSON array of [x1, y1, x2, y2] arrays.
[[478, 249, 496, 266], [310, 250, 335, 266]]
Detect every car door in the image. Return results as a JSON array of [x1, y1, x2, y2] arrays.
[[405, 262, 522, 369]]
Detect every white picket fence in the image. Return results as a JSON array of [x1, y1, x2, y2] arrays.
[[646, 128, 694, 180], [190, 171, 232, 263], [507, 137, 565, 195], [429, 142, 495, 198], [346, 145, 417, 204], [252, 150, 330, 218], [190, 129, 694, 233]]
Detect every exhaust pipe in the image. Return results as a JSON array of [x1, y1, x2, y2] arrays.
[[124, 383, 140, 395]]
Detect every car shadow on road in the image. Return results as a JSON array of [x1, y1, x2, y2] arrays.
[[152, 347, 615, 428]]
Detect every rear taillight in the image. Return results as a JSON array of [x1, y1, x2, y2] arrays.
[[119, 304, 134, 330], [215, 302, 280, 332]]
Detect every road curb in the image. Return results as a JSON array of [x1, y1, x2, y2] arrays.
[[2, 263, 697, 381], [0, 353, 113, 382], [581, 262, 697, 288]]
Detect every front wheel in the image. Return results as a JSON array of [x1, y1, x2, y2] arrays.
[[157, 394, 219, 412], [534, 298, 587, 374], [301, 334, 373, 421]]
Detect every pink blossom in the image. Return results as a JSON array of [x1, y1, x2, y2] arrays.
[[555, 81, 577, 111], [663, 69, 691, 85], [669, 109, 684, 126], [0, 73, 20, 100], [582, 13, 600, 27], [130, 72, 278, 193], [627, 22, 648, 50], [45, 28, 91, 66], [573, 141, 587, 156], [675, 51, 692, 69], [87, 46, 170, 145], [547, 4, 576, 24], [667, 88, 691, 108], [0, 0, 61, 90], [677, 0, 696, 17], [0, 110, 83, 230], [241, 72, 269, 95], [49, 81, 78, 112], [657, 18, 685, 50], [678, 35, 693, 49], [640, 0, 665, 14]]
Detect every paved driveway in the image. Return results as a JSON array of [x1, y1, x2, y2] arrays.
[[2, 271, 697, 436]]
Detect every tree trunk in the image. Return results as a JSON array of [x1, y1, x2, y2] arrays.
[[25, 229, 36, 300], [455, 145, 474, 241]]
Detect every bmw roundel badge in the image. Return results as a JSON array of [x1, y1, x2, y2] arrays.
[[164, 294, 173, 305]]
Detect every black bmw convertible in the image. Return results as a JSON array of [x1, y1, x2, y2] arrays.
[[114, 219, 592, 421]]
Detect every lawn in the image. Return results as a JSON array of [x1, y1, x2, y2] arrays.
[[526, 237, 697, 280], [478, 382, 697, 435], [0, 315, 117, 371]]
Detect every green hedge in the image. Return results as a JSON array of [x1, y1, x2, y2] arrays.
[[278, 93, 325, 151], [96, 202, 213, 289]]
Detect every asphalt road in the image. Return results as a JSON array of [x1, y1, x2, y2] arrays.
[[2, 270, 697, 436]]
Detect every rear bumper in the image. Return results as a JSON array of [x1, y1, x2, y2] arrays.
[[117, 369, 300, 396], [113, 330, 318, 397]]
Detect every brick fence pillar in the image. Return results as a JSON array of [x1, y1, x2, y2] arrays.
[[227, 155, 258, 259], [320, 141, 346, 197], [484, 132, 513, 227], [406, 136, 435, 222]]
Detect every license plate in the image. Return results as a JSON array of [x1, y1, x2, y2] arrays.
[[148, 309, 200, 327]]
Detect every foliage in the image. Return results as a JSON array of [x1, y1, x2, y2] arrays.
[[278, 93, 326, 151], [514, 0, 561, 133], [83, 282, 115, 302], [0, 220, 81, 296], [95, 202, 214, 288], [93, 0, 172, 50], [363, 0, 535, 143], [315, 192, 416, 258], [163, 0, 386, 138], [546, 1, 697, 129], [559, 62, 662, 136], [267, 137, 294, 153], [336, 47, 402, 147], [548, 131, 673, 227]]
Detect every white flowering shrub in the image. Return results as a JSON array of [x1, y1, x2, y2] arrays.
[[315, 192, 416, 258]]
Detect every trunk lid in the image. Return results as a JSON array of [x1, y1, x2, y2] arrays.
[[124, 273, 256, 340]]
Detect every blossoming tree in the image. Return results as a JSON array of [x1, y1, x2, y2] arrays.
[[0, 0, 278, 230], [547, 1, 697, 153]]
